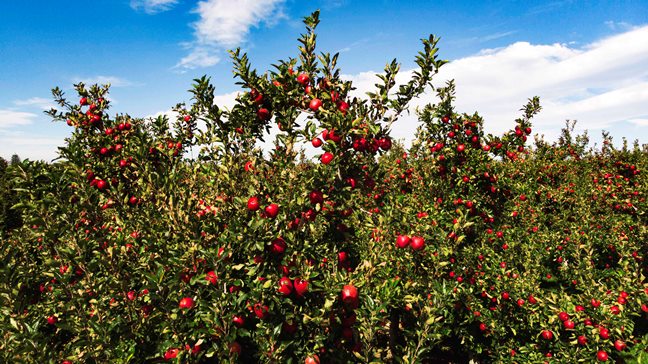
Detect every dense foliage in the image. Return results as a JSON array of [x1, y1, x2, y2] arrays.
[[1, 11, 646, 363], [0, 156, 22, 235]]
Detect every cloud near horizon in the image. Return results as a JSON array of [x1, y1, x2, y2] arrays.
[[342, 24, 648, 144], [13, 97, 56, 111], [0, 110, 38, 129]]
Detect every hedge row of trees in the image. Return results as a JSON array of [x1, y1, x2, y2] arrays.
[[0, 155, 22, 235], [1, 11, 646, 363]]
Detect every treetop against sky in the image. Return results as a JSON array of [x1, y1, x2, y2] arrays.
[[1, 0, 647, 160]]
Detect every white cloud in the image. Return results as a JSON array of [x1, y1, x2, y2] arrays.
[[449, 30, 518, 47], [527, 1, 574, 16], [342, 25, 648, 145], [174, 47, 221, 71], [147, 109, 179, 120], [176, 0, 285, 70], [72, 76, 134, 87], [628, 118, 648, 127], [193, 0, 285, 47], [213, 91, 241, 110], [146, 91, 240, 120], [130, 0, 178, 14], [0, 110, 38, 129], [13, 97, 56, 110], [605, 20, 638, 31], [0, 133, 65, 162]]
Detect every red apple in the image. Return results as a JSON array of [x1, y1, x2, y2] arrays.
[[338, 251, 348, 264], [229, 341, 242, 355], [599, 327, 610, 339], [247, 196, 260, 211], [341, 284, 359, 307], [253, 303, 269, 320], [305, 354, 320, 364], [296, 73, 310, 85], [597, 350, 608, 361], [541, 330, 553, 340], [232, 315, 245, 328], [558, 311, 569, 321], [379, 137, 392, 151], [96, 179, 108, 190], [179, 297, 194, 310], [396, 235, 411, 248], [309, 98, 322, 111], [516, 298, 525, 307], [321, 152, 334, 165], [257, 108, 271, 121], [563, 319, 575, 329], [410, 236, 425, 251], [591, 298, 601, 308], [278, 276, 293, 296], [270, 237, 286, 255], [164, 347, 179, 360], [309, 190, 324, 205], [338, 101, 349, 114], [127, 290, 137, 301], [205, 271, 218, 285], [294, 278, 309, 296], [265, 203, 279, 218]]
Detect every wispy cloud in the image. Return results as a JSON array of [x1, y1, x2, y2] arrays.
[[480, 31, 517, 42], [175, 0, 286, 70], [13, 97, 56, 110], [72, 75, 135, 87], [130, 0, 178, 14], [448, 30, 517, 47], [527, 1, 574, 16], [0, 130, 65, 161], [0, 110, 38, 129], [320, 0, 347, 11], [604, 20, 638, 32], [174, 47, 221, 71], [336, 34, 385, 53], [628, 118, 648, 126]]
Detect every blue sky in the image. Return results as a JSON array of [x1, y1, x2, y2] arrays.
[[1, 0, 648, 160]]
